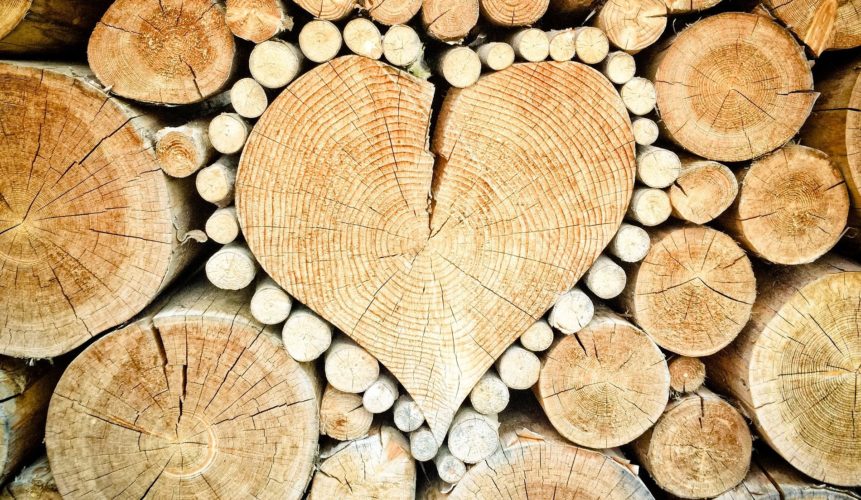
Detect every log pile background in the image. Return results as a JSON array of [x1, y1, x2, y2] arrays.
[[0, 0, 860, 498]]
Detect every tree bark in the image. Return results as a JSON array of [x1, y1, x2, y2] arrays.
[[0, 0, 111, 54]]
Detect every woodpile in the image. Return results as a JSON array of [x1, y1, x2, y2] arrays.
[[0, 0, 860, 497]]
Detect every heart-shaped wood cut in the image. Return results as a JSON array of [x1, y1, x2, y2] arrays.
[[237, 56, 635, 440]]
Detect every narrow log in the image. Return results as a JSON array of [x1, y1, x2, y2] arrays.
[[320, 384, 373, 441], [595, 0, 666, 54], [363, 0, 422, 25], [205, 242, 258, 290], [469, 370, 510, 415], [197, 156, 237, 206], [608, 222, 650, 263], [447, 407, 499, 464], [324, 336, 380, 394], [583, 254, 626, 299], [230, 77, 268, 119], [344, 17, 384, 59], [383, 25, 423, 67], [602, 50, 635, 84], [394, 395, 425, 433], [434, 445, 466, 484], [636, 145, 681, 189], [664, 0, 721, 14], [410, 425, 440, 461], [88, 0, 236, 105], [0, 62, 204, 358], [547, 29, 576, 61], [209, 113, 250, 155], [496, 345, 541, 390], [225, 0, 293, 43], [632, 389, 752, 498], [668, 157, 737, 224], [477, 42, 514, 70], [536, 307, 669, 448], [666, 356, 705, 394], [299, 20, 343, 63], [626, 187, 671, 226], [620, 224, 756, 356], [294, 0, 356, 19], [45, 282, 321, 499], [282, 307, 333, 361], [631, 117, 658, 146], [705, 255, 861, 487], [0, 0, 110, 54], [0, 455, 61, 499], [718, 145, 848, 265], [156, 119, 216, 178], [620, 77, 656, 116], [509, 28, 549, 62], [422, 0, 479, 41], [762, 0, 860, 54], [249, 275, 293, 325], [310, 425, 415, 498], [574, 26, 609, 64], [548, 287, 594, 334], [205, 206, 240, 244], [249, 39, 303, 89], [519, 319, 553, 352], [479, 0, 548, 26], [363, 373, 400, 413], [438, 47, 481, 88], [647, 13, 815, 162]]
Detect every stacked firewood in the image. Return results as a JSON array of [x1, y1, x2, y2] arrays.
[[0, 0, 860, 498]]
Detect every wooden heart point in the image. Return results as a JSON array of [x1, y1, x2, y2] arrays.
[[237, 56, 636, 440]]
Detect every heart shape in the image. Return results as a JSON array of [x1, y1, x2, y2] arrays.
[[237, 56, 635, 440]]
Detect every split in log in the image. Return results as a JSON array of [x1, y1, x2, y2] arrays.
[[479, 0, 548, 26], [0, 455, 61, 499], [249, 39, 303, 89], [45, 282, 321, 499], [718, 145, 849, 265], [519, 319, 553, 352], [447, 407, 499, 464], [0, 0, 111, 54], [547, 29, 576, 61], [648, 12, 816, 162], [324, 336, 380, 394], [410, 425, 440, 461], [0, 62, 204, 358], [363, 0, 422, 25], [363, 373, 400, 413], [668, 156, 737, 224], [548, 287, 595, 335], [225, 0, 293, 43], [299, 20, 343, 63], [310, 426, 415, 499], [705, 255, 861, 487], [205, 206, 240, 244], [574, 27, 609, 64], [620, 77, 656, 116], [294, 0, 356, 19], [230, 77, 268, 119], [434, 445, 466, 484], [620, 224, 756, 356], [156, 119, 216, 178], [476, 42, 514, 70], [536, 307, 669, 448], [666, 356, 705, 394], [234, 56, 636, 441], [762, 0, 861, 54], [632, 389, 752, 498], [382, 25, 423, 67], [394, 395, 426, 433], [509, 28, 549, 62], [437, 47, 481, 88], [595, 0, 666, 54], [608, 223, 650, 263], [249, 275, 293, 325], [469, 370, 510, 415], [197, 156, 238, 206], [496, 345, 541, 390], [636, 145, 681, 189], [320, 384, 373, 441], [663, 0, 721, 14], [343, 17, 383, 59], [602, 50, 635, 84], [583, 254, 626, 299], [209, 113, 249, 155], [205, 242, 258, 290], [282, 307, 333, 361], [626, 187, 671, 226], [422, 0, 479, 41], [631, 117, 658, 146], [88, 0, 236, 105]]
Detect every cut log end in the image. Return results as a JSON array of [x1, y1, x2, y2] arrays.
[[479, 0, 549, 26], [320, 384, 373, 440], [548, 29, 577, 62], [249, 39, 303, 88], [595, 0, 667, 54], [608, 223, 651, 263], [510, 28, 549, 62], [469, 370, 510, 415], [250, 276, 293, 325], [208, 113, 249, 155], [636, 145, 681, 189], [668, 158, 737, 224], [324, 336, 380, 393], [434, 445, 467, 484], [447, 408, 499, 464], [294, 0, 356, 19], [602, 50, 636, 84], [383, 25, 423, 66], [196, 156, 237, 206], [519, 319, 554, 352], [667, 356, 705, 393], [575, 27, 609, 64], [477, 42, 515, 70], [299, 20, 343, 63], [225, 0, 292, 43], [205, 206, 240, 244], [363, 373, 400, 413], [496, 345, 541, 390], [363, 0, 422, 25], [548, 287, 595, 335], [584, 254, 627, 299], [438, 47, 481, 88], [410, 425, 440, 461], [626, 187, 671, 226], [422, 0, 479, 41], [282, 308, 333, 361], [394, 395, 426, 433], [621, 77, 656, 116], [631, 117, 658, 146], [205, 243, 258, 290], [343, 17, 383, 59], [155, 120, 215, 178], [230, 77, 268, 119]]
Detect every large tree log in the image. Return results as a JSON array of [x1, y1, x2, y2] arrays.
[[235, 56, 635, 440], [88, 0, 237, 105], [45, 282, 321, 499], [718, 145, 849, 265], [0, 61, 204, 358], [0, 0, 111, 54], [705, 255, 861, 487], [422, 0, 478, 41], [0, 455, 61, 499], [619, 224, 756, 356], [762, 0, 861, 55], [536, 307, 669, 448], [647, 13, 815, 162]]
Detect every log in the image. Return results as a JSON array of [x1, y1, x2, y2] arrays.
[[282, 307, 333, 361], [620, 77, 656, 116], [410, 425, 440, 461], [648, 12, 815, 162], [45, 282, 321, 499], [299, 20, 343, 63], [249, 275, 293, 325], [574, 26, 609, 64], [496, 345, 541, 390], [422, 0, 479, 41], [705, 255, 861, 487], [225, 0, 293, 43], [155, 119, 216, 178], [434, 445, 466, 484], [718, 145, 849, 265], [519, 319, 553, 352], [310, 426, 415, 499], [447, 407, 499, 464], [208, 113, 250, 155], [469, 370, 510, 415], [632, 389, 752, 498], [197, 156, 237, 206], [205, 242, 258, 290], [88, 0, 236, 105], [476, 42, 514, 70], [595, 0, 666, 54], [0, 0, 111, 54], [343, 18, 383, 59], [583, 254, 626, 299], [363, 373, 400, 413], [437, 47, 481, 88], [664, 0, 721, 14], [608, 222, 650, 263], [394, 395, 426, 433], [0, 61, 204, 358], [762, 0, 860, 55], [626, 187, 671, 226], [324, 336, 380, 394], [536, 307, 669, 448], [509, 28, 549, 62], [666, 356, 705, 394], [230, 77, 268, 119], [547, 29, 576, 62], [294, 0, 356, 19], [479, 0, 548, 26], [636, 145, 681, 189], [382, 25, 423, 67], [320, 384, 373, 440], [548, 287, 594, 334], [668, 157, 737, 224], [620, 224, 756, 356], [0, 455, 61, 499], [205, 206, 240, 244], [602, 50, 635, 84], [249, 39, 303, 89], [363, 0, 422, 25], [631, 117, 658, 146]]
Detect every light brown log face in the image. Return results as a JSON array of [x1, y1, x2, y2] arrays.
[[294, 0, 356, 19], [45, 284, 320, 499], [651, 13, 815, 162], [363, 0, 422, 25], [668, 158, 737, 224], [225, 0, 292, 43], [479, 0, 549, 26], [663, 0, 721, 13], [763, 0, 861, 53], [88, 0, 236, 105], [422, 0, 479, 41], [595, 0, 667, 54], [0, 1, 30, 39], [0, 62, 200, 358], [237, 56, 635, 440]]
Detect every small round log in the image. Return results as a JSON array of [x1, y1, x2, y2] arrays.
[[574, 26, 609, 64], [205, 206, 241, 244], [519, 319, 553, 352], [479, 0, 548, 26], [668, 157, 738, 224], [225, 0, 293, 43], [363, 373, 400, 413], [422, 0, 479, 41], [583, 254, 626, 299], [509, 28, 549, 62], [447, 408, 499, 464], [438, 47, 481, 88], [595, 0, 666, 54], [155, 119, 216, 178], [477, 42, 514, 70], [602, 50, 636, 85], [343, 17, 383, 59], [394, 395, 425, 433], [320, 384, 373, 441], [230, 77, 268, 119], [208, 113, 249, 155], [620, 77, 656, 116], [469, 370, 510, 415], [197, 156, 237, 207], [249, 275, 293, 325], [382, 25, 423, 66], [363, 0, 422, 25], [324, 336, 380, 393], [607, 223, 650, 263], [626, 187, 671, 226], [636, 145, 681, 189], [547, 29, 576, 61], [548, 287, 594, 335], [299, 20, 343, 63], [410, 425, 440, 461], [434, 445, 466, 484], [282, 307, 333, 361], [205, 242, 258, 290], [667, 356, 705, 394], [496, 345, 541, 390], [249, 39, 303, 89], [294, 0, 356, 19], [631, 117, 658, 146]]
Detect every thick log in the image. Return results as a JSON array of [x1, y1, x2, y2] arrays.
[[45, 282, 321, 499], [282, 307, 333, 361], [309, 425, 415, 499], [294, 0, 356, 19], [88, 0, 236, 105], [476, 42, 514, 70], [320, 384, 373, 441], [249, 275, 293, 325], [363, 0, 422, 25], [595, 0, 666, 54], [620, 224, 755, 356], [648, 13, 815, 162], [479, 0, 548, 26], [519, 319, 553, 352], [469, 370, 510, 415], [667, 355, 705, 394], [718, 145, 848, 265], [536, 307, 669, 448], [225, 0, 293, 43], [632, 389, 752, 498], [668, 156, 737, 224], [0, 455, 61, 499], [230, 77, 268, 119], [447, 407, 499, 464], [156, 119, 216, 178], [762, 0, 861, 54], [249, 39, 302, 89], [422, 0, 479, 41], [0, 0, 110, 54], [705, 255, 861, 487], [299, 20, 343, 63], [548, 287, 594, 334], [0, 62, 204, 358], [343, 18, 383, 59], [324, 336, 380, 394]]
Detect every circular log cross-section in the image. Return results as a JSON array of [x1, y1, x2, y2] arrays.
[[236, 56, 635, 440], [423, 0, 479, 41], [479, 0, 549, 26], [706, 256, 861, 487], [363, 0, 422, 25], [45, 284, 321, 499], [0, 62, 201, 358], [668, 157, 738, 224], [536, 308, 669, 448], [595, 0, 667, 54], [88, 0, 236, 105], [294, 0, 356, 19], [225, 0, 292, 43], [622, 224, 756, 356], [650, 13, 815, 162]]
